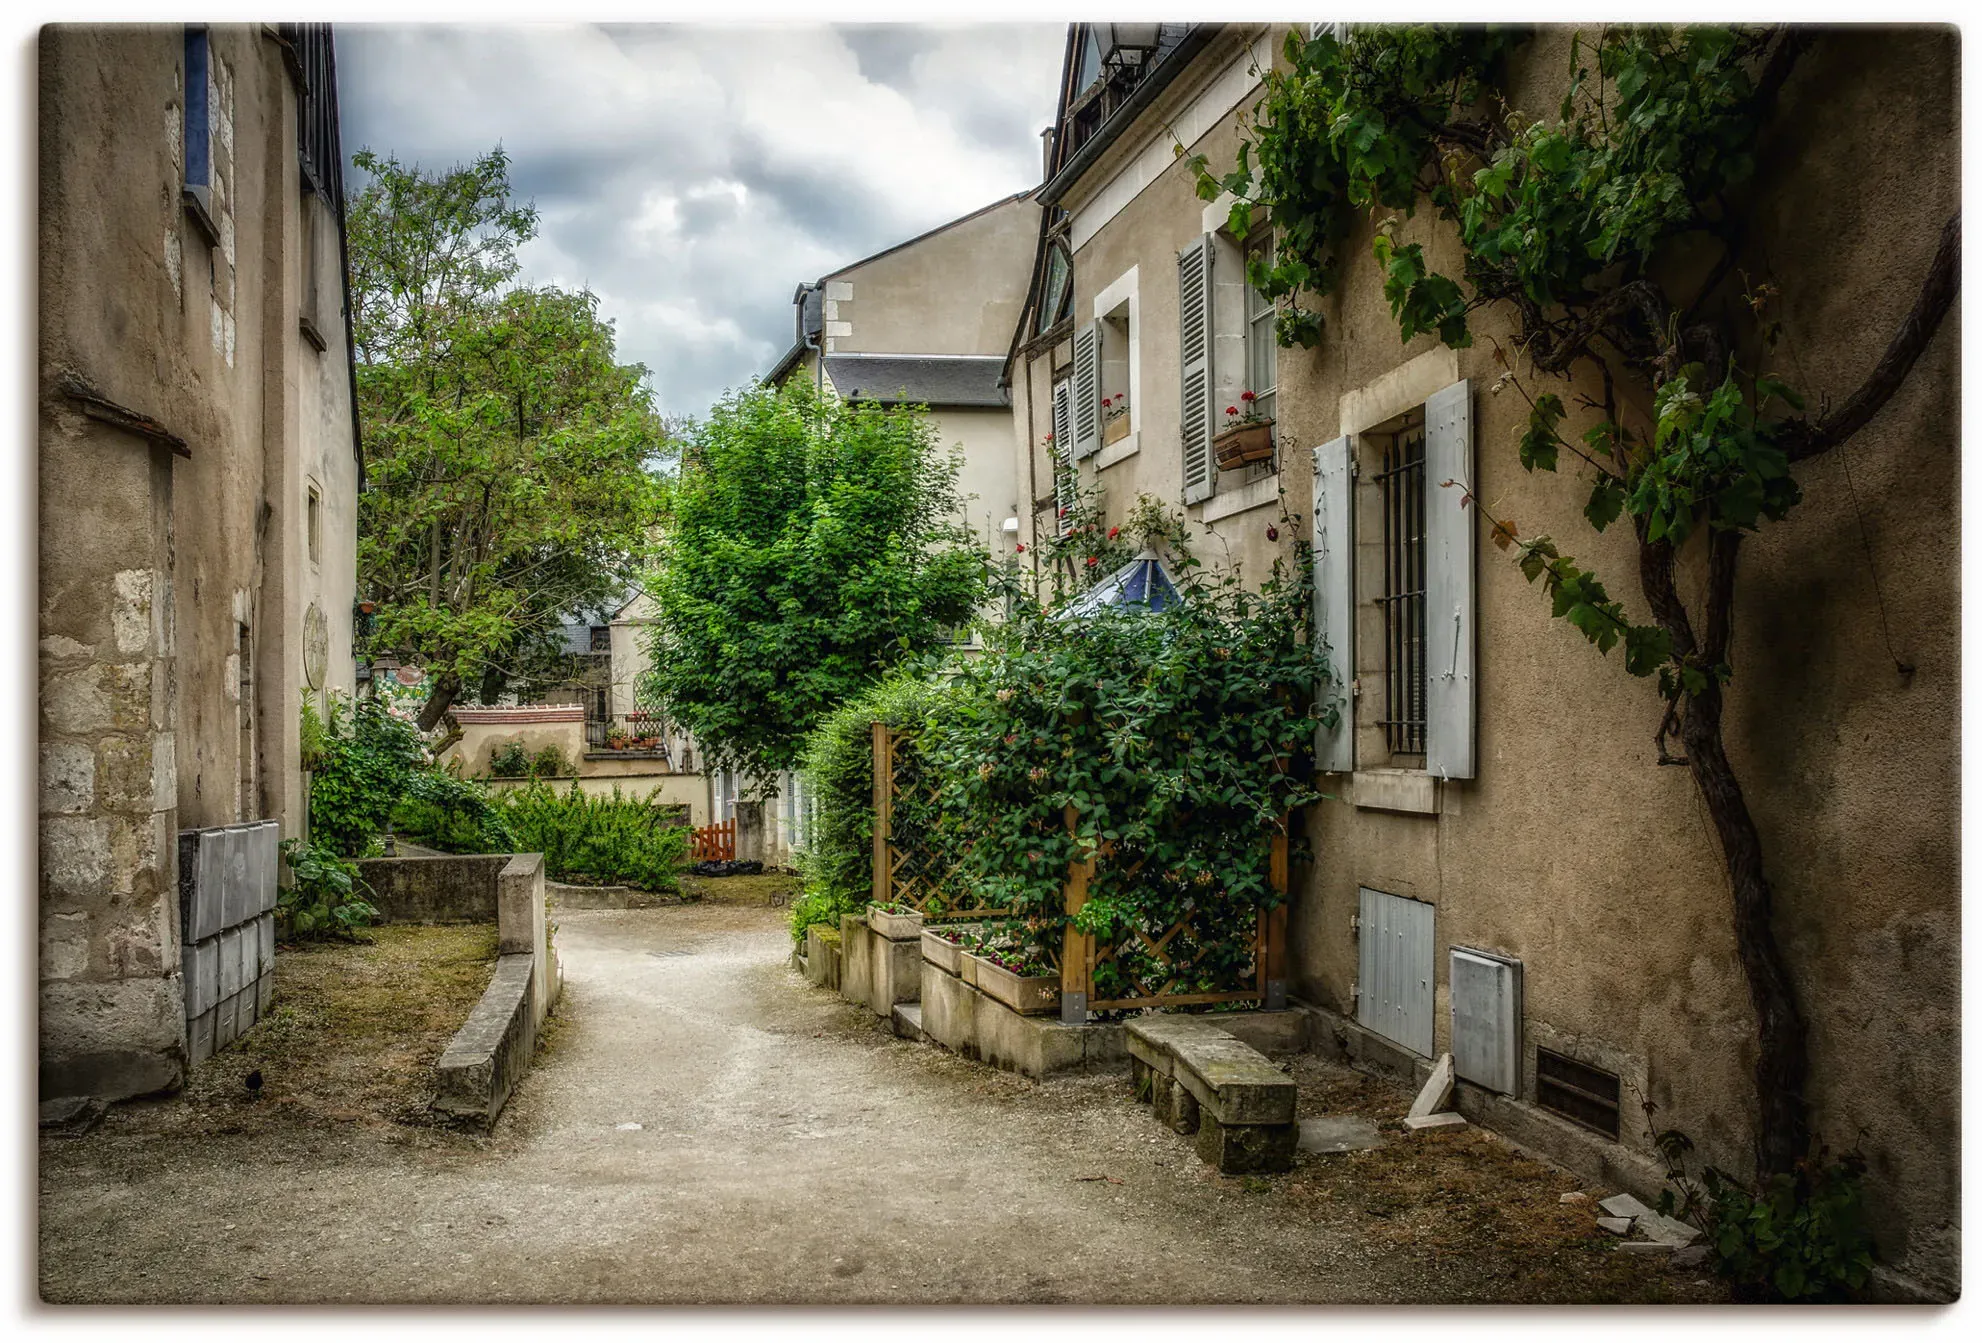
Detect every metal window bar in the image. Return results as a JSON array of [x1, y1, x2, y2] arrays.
[[1375, 419, 1427, 756]]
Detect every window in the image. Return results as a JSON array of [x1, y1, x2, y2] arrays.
[[1373, 411, 1427, 759], [1312, 376, 1475, 779], [1244, 231, 1278, 425], [299, 198, 328, 352], [182, 26, 218, 242], [1072, 267, 1137, 464], [1036, 238, 1073, 337], [306, 484, 322, 565]]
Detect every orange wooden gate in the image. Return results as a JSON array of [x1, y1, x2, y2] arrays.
[[690, 817, 735, 862]]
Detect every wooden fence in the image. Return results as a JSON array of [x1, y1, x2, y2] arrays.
[[870, 723, 1288, 1023], [689, 817, 735, 862]]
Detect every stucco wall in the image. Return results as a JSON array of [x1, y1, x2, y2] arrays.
[[39, 25, 360, 1100], [1027, 24, 1959, 1295], [827, 194, 1041, 356]]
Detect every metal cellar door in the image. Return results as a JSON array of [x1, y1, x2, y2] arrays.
[[1358, 887, 1435, 1057]]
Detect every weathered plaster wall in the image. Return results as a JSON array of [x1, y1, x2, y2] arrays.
[[39, 25, 360, 1100], [827, 194, 1041, 356]]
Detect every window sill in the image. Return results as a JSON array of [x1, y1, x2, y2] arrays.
[[1095, 432, 1139, 470], [1201, 471, 1280, 523], [1351, 769, 1438, 815]]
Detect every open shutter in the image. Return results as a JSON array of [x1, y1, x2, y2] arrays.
[[1052, 378, 1075, 538], [1424, 378, 1475, 779], [1071, 320, 1103, 459], [1178, 233, 1215, 504], [1312, 434, 1355, 771]]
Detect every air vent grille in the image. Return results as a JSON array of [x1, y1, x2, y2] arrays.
[[1536, 1047, 1621, 1140]]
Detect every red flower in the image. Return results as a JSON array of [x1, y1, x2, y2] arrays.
[[1241, 390, 1257, 402], [1015, 542, 1026, 553], [1057, 507, 1067, 518], [1085, 556, 1098, 567], [1226, 406, 1239, 416], [1107, 526, 1119, 539], [1266, 524, 1279, 541]]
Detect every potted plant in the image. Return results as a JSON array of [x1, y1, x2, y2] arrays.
[[1101, 392, 1131, 445], [966, 942, 1060, 1015], [604, 725, 630, 751], [1213, 390, 1274, 469], [866, 900, 924, 941], [920, 922, 976, 976]]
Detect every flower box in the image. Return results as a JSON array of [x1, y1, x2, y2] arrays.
[[968, 952, 1060, 1016], [1103, 414, 1132, 446], [867, 905, 924, 941], [920, 924, 981, 975], [1214, 420, 1275, 469]]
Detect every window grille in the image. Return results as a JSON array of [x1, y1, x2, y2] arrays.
[[1376, 417, 1427, 756]]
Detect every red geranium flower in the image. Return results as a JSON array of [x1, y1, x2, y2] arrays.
[[1085, 556, 1098, 566], [1107, 526, 1119, 539], [1015, 542, 1026, 553], [1226, 405, 1239, 416], [1241, 390, 1256, 402]]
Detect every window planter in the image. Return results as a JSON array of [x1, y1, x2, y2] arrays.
[[1103, 413, 1132, 446], [919, 924, 980, 975], [867, 905, 924, 941], [1214, 420, 1275, 470], [967, 952, 1060, 1016]]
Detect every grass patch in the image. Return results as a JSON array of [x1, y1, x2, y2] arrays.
[[176, 923, 500, 1130]]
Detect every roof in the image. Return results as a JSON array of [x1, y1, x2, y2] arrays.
[[823, 354, 1010, 408], [1056, 549, 1186, 619], [1039, 25, 1217, 207]]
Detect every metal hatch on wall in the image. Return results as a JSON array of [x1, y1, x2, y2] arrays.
[[1450, 947, 1522, 1095], [1357, 887, 1434, 1057]]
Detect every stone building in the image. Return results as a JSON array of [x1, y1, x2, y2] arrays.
[[1006, 23, 1959, 1298], [39, 23, 361, 1100]]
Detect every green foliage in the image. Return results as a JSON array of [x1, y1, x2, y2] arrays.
[[305, 695, 427, 856], [489, 783, 690, 891], [787, 669, 957, 944], [488, 739, 530, 778], [917, 542, 1331, 984], [644, 378, 987, 784], [1035, 484, 1193, 601], [1696, 1153, 1875, 1301], [530, 744, 573, 779], [277, 838, 378, 940], [390, 765, 515, 854], [349, 147, 664, 714]]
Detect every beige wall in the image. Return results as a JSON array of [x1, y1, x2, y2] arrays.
[[825, 194, 1041, 356], [39, 24, 360, 1099], [1028, 24, 1959, 1295]]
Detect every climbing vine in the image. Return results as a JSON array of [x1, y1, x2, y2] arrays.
[[1195, 22, 1960, 1185]]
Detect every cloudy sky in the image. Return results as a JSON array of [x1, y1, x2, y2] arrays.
[[339, 24, 1066, 419]]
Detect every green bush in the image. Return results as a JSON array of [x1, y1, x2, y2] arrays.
[[491, 783, 689, 891], [788, 668, 957, 943], [277, 838, 378, 939], [489, 740, 530, 778], [1697, 1153, 1875, 1301], [307, 695, 427, 856], [391, 766, 515, 853], [530, 744, 572, 778]]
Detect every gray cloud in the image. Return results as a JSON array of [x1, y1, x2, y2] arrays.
[[339, 22, 1065, 419]]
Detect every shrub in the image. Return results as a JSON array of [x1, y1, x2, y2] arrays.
[[788, 668, 957, 943], [307, 695, 427, 856], [391, 765, 515, 854], [492, 783, 689, 891], [277, 838, 378, 939], [530, 744, 572, 778], [489, 740, 530, 778]]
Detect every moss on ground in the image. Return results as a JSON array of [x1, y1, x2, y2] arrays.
[[167, 923, 500, 1132]]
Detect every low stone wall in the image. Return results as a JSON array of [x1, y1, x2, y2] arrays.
[[803, 925, 842, 992], [356, 854, 511, 923], [838, 914, 921, 1018]]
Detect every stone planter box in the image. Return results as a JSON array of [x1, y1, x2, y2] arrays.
[[867, 906, 924, 941], [969, 953, 1059, 1016], [1214, 420, 1274, 469], [1103, 413, 1131, 445], [921, 927, 968, 975]]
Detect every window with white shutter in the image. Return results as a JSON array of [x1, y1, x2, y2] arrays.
[[1423, 378, 1475, 779], [1052, 375, 1075, 538], [1178, 233, 1215, 504], [1071, 320, 1103, 459], [1312, 434, 1355, 771]]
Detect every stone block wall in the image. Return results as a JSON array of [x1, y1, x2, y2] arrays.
[[178, 822, 278, 1066]]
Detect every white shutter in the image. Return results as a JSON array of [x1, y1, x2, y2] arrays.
[[1424, 378, 1476, 780], [1178, 233, 1215, 504], [1052, 378, 1075, 538], [1312, 434, 1355, 772], [1071, 320, 1103, 459]]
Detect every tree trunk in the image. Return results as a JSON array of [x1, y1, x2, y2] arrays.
[[416, 669, 461, 732], [1682, 678, 1811, 1177]]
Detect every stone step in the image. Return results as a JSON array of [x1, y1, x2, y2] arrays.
[[890, 1001, 925, 1043]]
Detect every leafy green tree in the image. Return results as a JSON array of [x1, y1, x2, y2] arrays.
[[349, 147, 665, 727], [644, 379, 985, 786], [1197, 25, 1958, 1177]]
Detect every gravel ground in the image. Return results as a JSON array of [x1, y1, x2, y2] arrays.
[[38, 879, 1723, 1304]]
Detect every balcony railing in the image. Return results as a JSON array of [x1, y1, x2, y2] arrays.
[[585, 712, 675, 761]]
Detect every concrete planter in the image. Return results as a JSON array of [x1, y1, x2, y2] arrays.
[[969, 953, 1060, 1016], [867, 906, 924, 941], [921, 927, 968, 975]]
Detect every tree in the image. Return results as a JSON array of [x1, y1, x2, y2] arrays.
[[349, 147, 665, 728], [644, 379, 986, 786], [1197, 25, 1957, 1177]]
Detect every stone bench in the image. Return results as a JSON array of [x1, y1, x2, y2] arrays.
[[1128, 1015, 1298, 1173]]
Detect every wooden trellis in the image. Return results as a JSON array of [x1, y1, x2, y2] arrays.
[[871, 723, 1007, 920]]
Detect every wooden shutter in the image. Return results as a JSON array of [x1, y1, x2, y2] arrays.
[[1052, 378, 1075, 538], [1312, 434, 1355, 772], [1071, 320, 1103, 459], [1178, 234, 1215, 504], [1424, 378, 1476, 780]]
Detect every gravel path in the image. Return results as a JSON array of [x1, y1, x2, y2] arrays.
[[39, 896, 1711, 1304]]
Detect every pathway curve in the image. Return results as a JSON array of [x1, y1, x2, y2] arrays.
[[39, 894, 1691, 1304]]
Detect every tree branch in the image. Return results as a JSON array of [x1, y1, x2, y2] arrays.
[[1782, 211, 1960, 462]]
